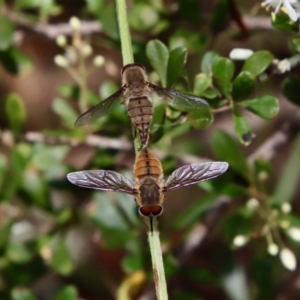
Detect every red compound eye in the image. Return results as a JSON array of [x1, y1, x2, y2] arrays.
[[139, 205, 163, 217]]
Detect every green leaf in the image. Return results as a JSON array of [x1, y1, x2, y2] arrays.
[[55, 286, 78, 300], [0, 16, 14, 50], [0, 49, 19, 74], [49, 240, 74, 275], [212, 57, 234, 98], [232, 71, 254, 101], [201, 51, 219, 76], [166, 46, 187, 87], [272, 14, 299, 32], [273, 133, 300, 204], [5, 93, 26, 136], [52, 98, 78, 128], [282, 75, 300, 106], [146, 39, 169, 87], [0, 154, 7, 192], [174, 194, 216, 229], [6, 241, 33, 263], [86, 0, 103, 12], [239, 95, 279, 119], [150, 103, 166, 143], [232, 109, 252, 146], [188, 107, 213, 129], [193, 73, 212, 95], [242, 51, 274, 77], [211, 130, 250, 180], [122, 254, 143, 273], [290, 37, 300, 53], [11, 288, 37, 300], [129, 3, 159, 31]]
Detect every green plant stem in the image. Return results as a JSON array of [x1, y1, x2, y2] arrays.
[[115, 0, 134, 66], [115, 2, 168, 299], [145, 217, 168, 300]]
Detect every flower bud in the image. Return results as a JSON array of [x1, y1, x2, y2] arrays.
[[54, 55, 69, 68], [93, 55, 105, 67], [81, 44, 93, 57], [287, 227, 300, 242], [281, 203, 291, 214], [280, 248, 297, 271], [233, 235, 249, 247], [268, 243, 279, 256], [56, 35, 67, 47], [69, 16, 81, 31], [246, 198, 259, 210]]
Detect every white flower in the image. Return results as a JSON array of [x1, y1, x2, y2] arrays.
[[268, 243, 279, 255], [281, 202, 292, 214], [233, 235, 249, 247], [280, 248, 297, 271], [93, 55, 105, 67], [54, 55, 69, 68], [287, 227, 300, 241], [246, 198, 259, 210], [262, 0, 300, 22], [229, 48, 254, 60]]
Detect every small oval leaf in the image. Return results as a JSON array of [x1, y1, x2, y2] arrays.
[[239, 95, 279, 119], [55, 286, 78, 300], [146, 39, 169, 87], [242, 50, 274, 77], [5, 93, 26, 136], [232, 108, 253, 146], [188, 108, 213, 129], [211, 130, 250, 180], [232, 71, 255, 101], [212, 57, 234, 98], [167, 46, 187, 87], [282, 75, 300, 106]]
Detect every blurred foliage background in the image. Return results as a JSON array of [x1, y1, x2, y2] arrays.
[[1, 0, 300, 299]]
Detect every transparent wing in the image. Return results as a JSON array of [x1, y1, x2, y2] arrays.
[[67, 170, 137, 195], [75, 87, 125, 127], [164, 162, 228, 192], [148, 83, 209, 110]]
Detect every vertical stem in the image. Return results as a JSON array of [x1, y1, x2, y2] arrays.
[[115, 0, 134, 65], [115, 2, 168, 299], [145, 217, 168, 300]]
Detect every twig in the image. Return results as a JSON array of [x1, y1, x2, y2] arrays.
[[176, 196, 231, 264], [247, 110, 300, 164], [0, 130, 131, 151]]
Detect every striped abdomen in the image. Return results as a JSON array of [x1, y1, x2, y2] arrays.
[[133, 147, 163, 183], [127, 96, 153, 149]]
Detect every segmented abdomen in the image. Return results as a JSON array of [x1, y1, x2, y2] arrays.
[[127, 96, 153, 148], [134, 147, 163, 183]]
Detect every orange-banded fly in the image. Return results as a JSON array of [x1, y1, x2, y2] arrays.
[[67, 148, 228, 226]]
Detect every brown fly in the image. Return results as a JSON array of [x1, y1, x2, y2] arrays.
[[75, 63, 209, 149], [67, 148, 228, 229]]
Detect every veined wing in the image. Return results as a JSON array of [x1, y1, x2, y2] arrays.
[[67, 170, 137, 195], [164, 162, 228, 192], [75, 87, 125, 127], [148, 83, 209, 111]]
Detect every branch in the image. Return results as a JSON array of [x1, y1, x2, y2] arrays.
[[248, 110, 300, 164], [1, 130, 131, 151]]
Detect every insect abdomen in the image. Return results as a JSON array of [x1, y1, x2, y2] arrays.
[[127, 96, 153, 148], [134, 148, 163, 182]]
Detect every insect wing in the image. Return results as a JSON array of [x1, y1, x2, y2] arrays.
[[164, 162, 228, 192], [75, 88, 125, 127], [67, 170, 137, 195], [148, 83, 209, 111]]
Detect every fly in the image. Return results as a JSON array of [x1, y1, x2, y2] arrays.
[[67, 148, 228, 229], [75, 63, 209, 149]]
